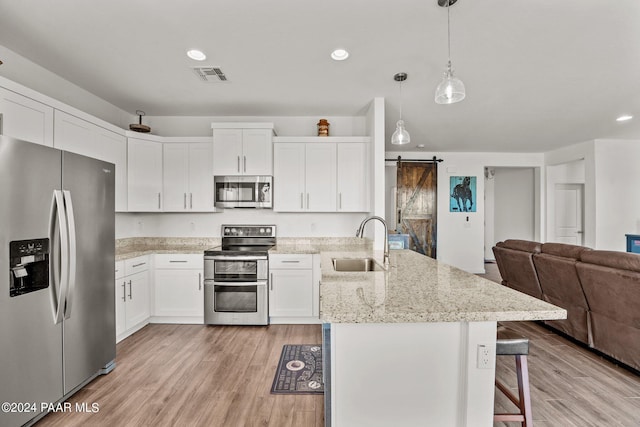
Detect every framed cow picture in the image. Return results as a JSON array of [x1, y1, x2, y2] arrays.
[[450, 176, 476, 212]]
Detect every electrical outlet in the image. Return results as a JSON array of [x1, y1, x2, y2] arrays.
[[477, 344, 494, 369]]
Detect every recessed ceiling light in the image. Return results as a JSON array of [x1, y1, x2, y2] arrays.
[[331, 49, 349, 61], [187, 49, 206, 61], [616, 115, 633, 122], [417, 144, 425, 149]]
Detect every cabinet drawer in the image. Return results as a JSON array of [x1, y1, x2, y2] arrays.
[[269, 254, 313, 269], [124, 256, 150, 276], [115, 261, 125, 279], [155, 253, 203, 269]]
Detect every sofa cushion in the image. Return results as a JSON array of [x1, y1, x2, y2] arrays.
[[492, 240, 543, 299], [540, 242, 590, 260], [580, 250, 640, 273], [497, 239, 542, 254]]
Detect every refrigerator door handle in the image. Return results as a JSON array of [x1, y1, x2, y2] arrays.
[[50, 190, 69, 324], [62, 190, 77, 320]]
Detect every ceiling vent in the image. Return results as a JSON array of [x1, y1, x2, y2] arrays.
[[192, 66, 228, 82]]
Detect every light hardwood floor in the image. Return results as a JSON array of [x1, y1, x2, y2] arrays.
[[36, 264, 640, 426], [36, 324, 323, 427]]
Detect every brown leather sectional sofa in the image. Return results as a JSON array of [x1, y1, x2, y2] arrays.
[[493, 239, 640, 371]]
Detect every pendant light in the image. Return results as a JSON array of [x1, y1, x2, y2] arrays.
[[435, 0, 466, 104], [391, 72, 410, 145]]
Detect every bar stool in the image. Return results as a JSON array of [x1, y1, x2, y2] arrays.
[[494, 326, 533, 426]]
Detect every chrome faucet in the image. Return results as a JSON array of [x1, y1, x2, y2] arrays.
[[356, 216, 389, 267]]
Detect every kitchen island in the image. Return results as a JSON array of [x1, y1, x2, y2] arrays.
[[319, 248, 566, 427]]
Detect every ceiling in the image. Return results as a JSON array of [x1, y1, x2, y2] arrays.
[[1, 0, 639, 153]]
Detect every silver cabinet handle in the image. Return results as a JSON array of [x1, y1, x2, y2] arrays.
[[169, 260, 187, 263], [307, 193, 310, 209], [190, 193, 193, 209], [300, 193, 304, 209], [184, 193, 187, 209], [132, 262, 146, 268], [198, 273, 202, 290], [244, 155, 247, 172], [158, 193, 161, 209], [270, 273, 273, 291], [339, 193, 342, 210], [237, 156, 240, 172], [0, 113, 3, 135], [128, 280, 132, 299], [122, 282, 126, 302], [282, 260, 300, 263]]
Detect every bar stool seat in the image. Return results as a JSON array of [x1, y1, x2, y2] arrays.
[[494, 326, 533, 426]]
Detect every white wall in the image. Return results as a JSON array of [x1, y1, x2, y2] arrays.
[[386, 151, 544, 273], [116, 211, 367, 240], [144, 115, 367, 137], [0, 45, 132, 129], [593, 139, 640, 250]]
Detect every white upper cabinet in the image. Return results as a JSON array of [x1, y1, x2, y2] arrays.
[[212, 123, 274, 176], [336, 143, 369, 212], [127, 137, 163, 212], [54, 111, 128, 211], [274, 142, 337, 212], [305, 143, 337, 211], [0, 87, 54, 147], [163, 142, 214, 211]]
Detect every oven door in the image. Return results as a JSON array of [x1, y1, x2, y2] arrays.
[[204, 280, 268, 325], [206, 256, 268, 282]]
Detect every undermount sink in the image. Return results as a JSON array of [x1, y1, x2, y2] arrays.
[[332, 257, 384, 272]]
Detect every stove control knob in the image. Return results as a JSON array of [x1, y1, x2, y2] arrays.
[[265, 227, 271, 234], [259, 228, 265, 234], [224, 228, 231, 234], [230, 228, 236, 234]]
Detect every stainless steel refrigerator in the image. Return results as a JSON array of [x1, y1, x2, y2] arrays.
[[0, 135, 116, 427]]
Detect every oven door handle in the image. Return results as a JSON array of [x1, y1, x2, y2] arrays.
[[209, 281, 267, 287], [208, 255, 268, 261]]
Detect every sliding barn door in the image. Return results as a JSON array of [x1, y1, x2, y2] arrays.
[[396, 162, 437, 258]]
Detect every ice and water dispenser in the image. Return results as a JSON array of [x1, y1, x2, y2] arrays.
[[9, 238, 50, 297]]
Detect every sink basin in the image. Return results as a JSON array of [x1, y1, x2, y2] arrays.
[[332, 258, 384, 272]]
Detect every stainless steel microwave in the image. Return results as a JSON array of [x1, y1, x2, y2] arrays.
[[214, 175, 272, 209]]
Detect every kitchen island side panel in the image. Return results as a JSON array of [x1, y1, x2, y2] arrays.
[[330, 321, 496, 427]]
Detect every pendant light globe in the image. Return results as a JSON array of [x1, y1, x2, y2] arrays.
[[391, 119, 411, 145]]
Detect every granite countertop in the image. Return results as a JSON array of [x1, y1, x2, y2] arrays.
[[115, 237, 219, 261], [319, 248, 567, 324]]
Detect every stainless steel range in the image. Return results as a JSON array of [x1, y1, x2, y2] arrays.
[[204, 225, 275, 325]]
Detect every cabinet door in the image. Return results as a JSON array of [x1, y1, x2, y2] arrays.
[[242, 129, 272, 175], [125, 270, 150, 329], [54, 110, 127, 211], [337, 143, 369, 212], [305, 143, 337, 211], [127, 138, 163, 211], [162, 143, 189, 211], [0, 87, 54, 146], [154, 269, 203, 317], [269, 269, 314, 317], [115, 279, 127, 340], [213, 129, 243, 175], [273, 143, 306, 212], [188, 142, 214, 211]]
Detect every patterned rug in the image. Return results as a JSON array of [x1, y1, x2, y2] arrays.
[[271, 344, 324, 394]]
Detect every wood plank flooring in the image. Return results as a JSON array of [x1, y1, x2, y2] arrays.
[[36, 263, 640, 426], [36, 324, 323, 427]]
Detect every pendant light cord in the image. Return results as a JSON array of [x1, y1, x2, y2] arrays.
[[399, 79, 403, 120], [447, 0, 452, 66]]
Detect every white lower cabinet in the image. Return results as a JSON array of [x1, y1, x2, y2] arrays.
[[269, 254, 320, 324], [152, 254, 204, 323], [115, 256, 151, 343]]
